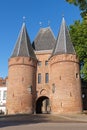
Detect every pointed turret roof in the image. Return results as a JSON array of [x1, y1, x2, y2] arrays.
[[32, 27, 56, 51], [52, 17, 75, 56], [11, 23, 36, 59]]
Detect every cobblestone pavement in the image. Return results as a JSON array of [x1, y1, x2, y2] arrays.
[[0, 114, 87, 130]]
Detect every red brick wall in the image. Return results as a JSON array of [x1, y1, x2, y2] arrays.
[[6, 53, 83, 114], [6, 57, 37, 114], [35, 50, 52, 99], [50, 54, 82, 114]]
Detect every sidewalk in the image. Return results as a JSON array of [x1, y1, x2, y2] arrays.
[[57, 113, 87, 122]]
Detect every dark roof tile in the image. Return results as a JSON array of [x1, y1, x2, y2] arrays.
[[52, 17, 76, 56], [11, 23, 36, 59], [32, 27, 56, 51]]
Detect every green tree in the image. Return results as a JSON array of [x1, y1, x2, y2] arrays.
[[69, 19, 87, 81], [66, 0, 87, 81], [66, 0, 87, 18]]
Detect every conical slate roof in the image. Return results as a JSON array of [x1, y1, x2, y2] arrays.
[[52, 17, 76, 56], [11, 23, 36, 59], [32, 27, 56, 51]]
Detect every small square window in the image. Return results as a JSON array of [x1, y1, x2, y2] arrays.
[[38, 61, 42, 66], [76, 73, 79, 78], [45, 61, 48, 66]]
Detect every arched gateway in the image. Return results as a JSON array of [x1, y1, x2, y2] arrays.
[[36, 96, 50, 114], [6, 18, 82, 115]]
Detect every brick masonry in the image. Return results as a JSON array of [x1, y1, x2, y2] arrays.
[[6, 52, 83, 115], [50, 54, 82, 114], [6, 57, 37, 114]]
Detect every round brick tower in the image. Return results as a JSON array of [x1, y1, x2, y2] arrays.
[[49, 18, 82, 114], [6, 23, 37, 114]]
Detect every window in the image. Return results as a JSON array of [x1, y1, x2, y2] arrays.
[[2, 82, 5, 85], [38, 61, 41, 66], [45, 73, 49, 83], [52, 83, 55, 93], [3, 91, 7, 100], [38, 73, 41, 84], [45, 61, 48, 66], [76, 73, 79, 78], [59, 76, 61, 80], [28, 85, 32, 93]]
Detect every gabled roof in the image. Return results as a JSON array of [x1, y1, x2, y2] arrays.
[[52, 17, 76, 56], [11, 23, 36, 59], [32, 27, 56, 51]]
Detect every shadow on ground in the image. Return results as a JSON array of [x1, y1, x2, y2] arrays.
[[0, 114, 85, 128], [0, 114, 49, 128]]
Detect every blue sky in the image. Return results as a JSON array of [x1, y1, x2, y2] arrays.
[[0, 0, 81, 78]]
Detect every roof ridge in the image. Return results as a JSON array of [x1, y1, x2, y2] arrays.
[[17, 23, 24, 56], [24, 25, 29, 57]]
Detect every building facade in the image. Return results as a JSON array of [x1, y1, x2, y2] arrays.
[[5, 17, 83, 114], [0, 78, 7, 114]]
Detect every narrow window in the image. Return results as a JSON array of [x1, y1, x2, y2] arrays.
[[45, 61, 48, 66], [38, 61, 41, 66], [45, 73, 49, 83], [59, 76, 61, 80], [3, 91, 7, 100], [38, 73, 41, 84], [61, 102, 62, 107], [76, 73, 79, 78], [70, 92, 72, 97], [52, 83, 55, 93], [28, 85, 32, 93]]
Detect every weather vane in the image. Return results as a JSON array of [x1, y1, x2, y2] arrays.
[[23, 16, 26, 23], [39, 21, 42, 27]]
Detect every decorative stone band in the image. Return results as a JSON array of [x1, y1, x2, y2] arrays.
[[8, 57, 37, 68], [49, 54, 79, 65]]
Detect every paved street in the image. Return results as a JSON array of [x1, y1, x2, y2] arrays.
[[0, 114, 87, 130], [1, 123, 87, 130]]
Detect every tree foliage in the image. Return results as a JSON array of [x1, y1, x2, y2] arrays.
[[66, 0, 87, 18], [66, 0, 87, 80], [69, 19, 87, 81]]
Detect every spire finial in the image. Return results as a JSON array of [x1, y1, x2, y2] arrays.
[[62, 14, 65, 23], [62, 13, 64, 18], [23, 16, 26, 23], [39, 21, 42, 28]]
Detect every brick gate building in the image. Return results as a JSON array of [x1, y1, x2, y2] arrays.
[[6, 17, 82, 114]]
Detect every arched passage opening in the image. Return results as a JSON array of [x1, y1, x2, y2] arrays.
[[36, 96, 50, 114]]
